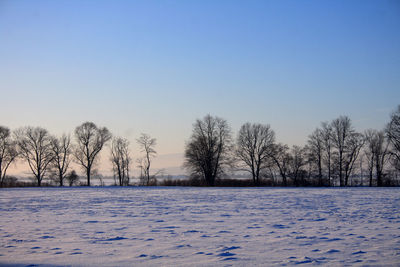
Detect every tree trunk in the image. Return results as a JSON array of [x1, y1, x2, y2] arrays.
[[339, 155, 343, 186], [377, 173, 382, 187], [327, 154, 331, 186], [318, 156, 322, 186], [369, 170, 373, 187], [37, 169, 42, 186], [376, 157, 383, 187], [251, 168, 256, 186], [87, 168, 91, 186], [376, 167, 382, 187], [282, 173, 287, 186], [205, 173, 214, 186]]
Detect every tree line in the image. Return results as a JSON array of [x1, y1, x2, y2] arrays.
[[184, 106, 400, 187], [0, 122, 156, 187], [1, 105, 400, 187]]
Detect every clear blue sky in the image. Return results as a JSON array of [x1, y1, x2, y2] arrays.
[[1, 0, 400, 172]]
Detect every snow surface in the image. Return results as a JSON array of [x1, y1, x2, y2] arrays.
[[0, 187, 399, 266]]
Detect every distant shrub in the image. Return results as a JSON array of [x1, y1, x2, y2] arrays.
[[1, 176, 53, 188]]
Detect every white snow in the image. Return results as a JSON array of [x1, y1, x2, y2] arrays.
[[0, 187, 399, 266]]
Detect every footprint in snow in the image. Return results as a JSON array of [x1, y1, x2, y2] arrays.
[[104, 236, 127, 241], [247, 225, 262, 229], [218, 252, 236, 257], [222, 257, 238, 261], [293, 257, 313, 264], [220, 246, 240, 251], [149, 255, 163, 259], [352, 250, 366, 255], [176, 244, 192, 248], [325, 249, 340, 254], [273, 224, 289, 229]]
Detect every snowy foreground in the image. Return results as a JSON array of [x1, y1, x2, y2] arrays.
[[0, 187, 400, 266]]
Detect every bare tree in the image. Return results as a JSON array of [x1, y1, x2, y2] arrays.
[[373, 131, 390, 186], [0, 126, 19, 187], [270, 143, 291, 186], [288, 145, 306, 186], [365, 129, 390, 186], [331, 116, 360, 186], [184, 115, 233, 186], [74, 122, 111, 186], [50, 134, 72, 186], [111, 137, 131, 186], [364, 129, 376, 186], [321, 122, 333, 185], [236, 123, 275, 185], [387, 105, 400, 173], [307, 128, 324, 186], [342, 132, 364, 186], [15, 127, 54, 186], [136, 133, 156, 186]]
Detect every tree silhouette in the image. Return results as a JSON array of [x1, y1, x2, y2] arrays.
[[136, 133, 156, 186], [111, 137, 131, 186], [288, 145, 306, 186], [321, 122, 333, 186], [236, 122, 275, 185], [50, 134, 72, 186], [16, 127, 54, 186], [74, 122, 111, 186], [0, 126, 19, 187], [184, 115, 233, 186], [270, 143, 290, 186], [307, 128, 324, 186], [387, 105, 400, 173], [331, 116, 364, 186], [364, 130, 390, 186]]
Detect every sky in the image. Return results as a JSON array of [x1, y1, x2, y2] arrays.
[[1, 0, 400, 176]]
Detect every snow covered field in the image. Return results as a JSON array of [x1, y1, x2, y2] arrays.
[[0, 187, 399, 266]]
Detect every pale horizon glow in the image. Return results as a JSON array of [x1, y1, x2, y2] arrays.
[[1, 0, 399, 177]]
